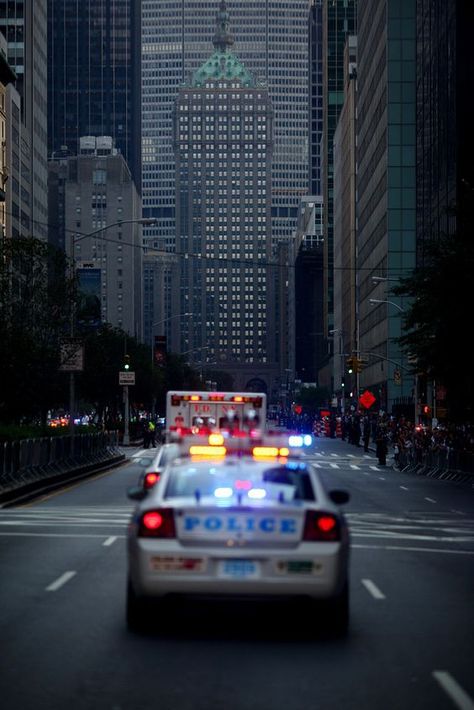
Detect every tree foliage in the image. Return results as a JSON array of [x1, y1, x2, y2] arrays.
[[393, 234, 474, 421], [0, 236, 72, 424]]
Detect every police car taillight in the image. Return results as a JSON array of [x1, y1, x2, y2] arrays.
[[302, 512, 340, 541], [144, 472, 160, 489], [139, 509, 176, 538]]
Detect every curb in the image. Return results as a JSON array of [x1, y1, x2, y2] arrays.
[[0, 452, 126, 508]]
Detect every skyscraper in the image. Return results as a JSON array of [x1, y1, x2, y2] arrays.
[[357, 0, 416, 415], [142, 0, 310, 348], [171, 2, 277, 392], [48, 0, 142, 190], [320, 0, 357, 384], [0, 0, 48, 241]]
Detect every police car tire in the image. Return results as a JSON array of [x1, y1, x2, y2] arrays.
[[126, 579, 147, 632], [326, 581, 349, 637]]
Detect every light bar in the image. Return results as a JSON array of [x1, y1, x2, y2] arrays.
[[208, 433, 224, 446], [189, 445, 227, 457], [252, 446, 289, 458]]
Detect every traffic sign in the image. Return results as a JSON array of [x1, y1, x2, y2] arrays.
[[59, 338, 84, 372], [359, 390, 376, 409], [119, 371, 135, 385]]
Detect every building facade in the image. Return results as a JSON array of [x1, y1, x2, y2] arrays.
[[171, 4, 278, 392], [320, 0, 357, 386], [141, 0, 310, 355], [333, 35, 357, 408], [49, 137, 143, 338], [357, 0, 416, 416], [0, 32, 15, 237], [48, 0, 142, 191], [0, 0, 48, 242]]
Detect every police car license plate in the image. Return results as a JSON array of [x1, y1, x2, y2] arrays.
[[219, 559, 259, 579]]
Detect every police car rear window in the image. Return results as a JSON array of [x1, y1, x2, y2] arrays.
[[165, 462, 315, 502]]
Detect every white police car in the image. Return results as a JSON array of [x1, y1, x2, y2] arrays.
[[126, 437, 350, 634]]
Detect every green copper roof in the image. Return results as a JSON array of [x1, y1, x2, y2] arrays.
[[192, 50, 255, 87], [191, 2, 254, 88]]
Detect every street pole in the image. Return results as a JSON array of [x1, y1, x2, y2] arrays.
[[123, 385, 130, 445]]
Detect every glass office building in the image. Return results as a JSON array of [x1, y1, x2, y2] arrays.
[[48, 0, 142, 189], [141, 0, 309, 254]]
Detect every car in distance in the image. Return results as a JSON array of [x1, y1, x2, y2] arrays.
[[138, 442, 181, 491], [126, 440, 350, 635]]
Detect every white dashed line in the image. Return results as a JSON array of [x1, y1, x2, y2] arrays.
[[400, 486, 409, 490], [433, 671, 474, 710], [369, 465, 380, 471], [329, 463, 340, 469], [361, 578, 385, 599], [103, 536, 118, 546], [425, 497, 437, 504], [46, 571, 76, 592], [378, 477, 386, 481], [350, 464, 360, 470]]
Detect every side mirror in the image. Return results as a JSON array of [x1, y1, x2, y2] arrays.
[[127, 486, 147, 501], [329, 489, 350, 505]]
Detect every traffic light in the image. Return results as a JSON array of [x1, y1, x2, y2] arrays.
[[422, 404, 431, 416], [354, 358, 363, 374], [346, 356, 355, 374], [124, 354, 130, 371]]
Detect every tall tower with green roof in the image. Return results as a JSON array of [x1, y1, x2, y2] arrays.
[[171, 1, 278, 392]]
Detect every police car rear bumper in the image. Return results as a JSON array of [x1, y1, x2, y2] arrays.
[[128, 539, 349, 600]]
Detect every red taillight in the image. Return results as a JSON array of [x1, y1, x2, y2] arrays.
[[302, 511, 340, 541], [139, 509, 176, 538], [144, 472, 160, 489]]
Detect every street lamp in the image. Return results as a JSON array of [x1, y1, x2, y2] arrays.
[[369, 298, 405, 312], [329, 328, 346, 413], [150, 312, 194, 364]]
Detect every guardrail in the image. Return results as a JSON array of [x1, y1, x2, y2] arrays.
[[395, 447, 474, 482], [0, 431, 123, 497]]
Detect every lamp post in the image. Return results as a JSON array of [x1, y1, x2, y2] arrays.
[[368, 298, 405, 312], [150, 312, 193, 365], [367, 298, 417, 421], [329, 328, 345, 413], [69, 217, 157, 445]]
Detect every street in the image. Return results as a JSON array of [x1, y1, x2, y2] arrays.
[[0, 438, 473, 710]]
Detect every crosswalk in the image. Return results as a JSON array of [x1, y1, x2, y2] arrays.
[[0, 505, 133, 533], [348, 511, 474, 553]]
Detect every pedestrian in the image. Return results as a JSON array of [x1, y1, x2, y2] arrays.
[[375, 426, 388, 465], [148, 420, 156, 447], [142, 418, 150, 449], [363, 416, 371, 452]]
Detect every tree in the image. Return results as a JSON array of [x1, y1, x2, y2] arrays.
[[393, 234, 474, 421], [0, 236, 73, 424]]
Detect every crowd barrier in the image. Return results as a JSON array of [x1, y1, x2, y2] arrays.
[[395, 447, 474, 482], [0, 431, 123, 496]]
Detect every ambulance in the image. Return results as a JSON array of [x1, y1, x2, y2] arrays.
[[165, 390, 267, 440]]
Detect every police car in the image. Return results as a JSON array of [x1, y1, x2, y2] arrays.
[[126, 435, 350, 635]]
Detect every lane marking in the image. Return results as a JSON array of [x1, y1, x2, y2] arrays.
[[400, 486, 409, 490], [0, 532, 127, 539], [379, 477, 386, 481], [361, 578, 385, 599], [46, 571, 76, 592], [425, 497, 437, 504], [433, 671, 474, 710], [369, 465, 380, 471], [350, 465, 360, 470], [352, 543, 474, 555], [329, 463, 340, 469], [103, 536, 118, 546]]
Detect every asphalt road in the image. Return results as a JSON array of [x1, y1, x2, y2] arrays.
[[0, 438, 473, 710]]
